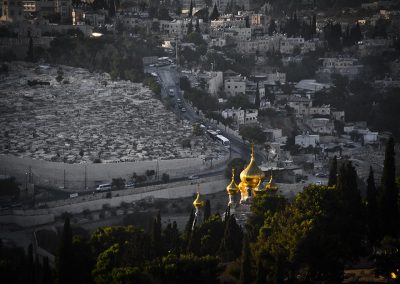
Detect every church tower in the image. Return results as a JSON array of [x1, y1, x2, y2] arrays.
[[192, 190, 204, 230]]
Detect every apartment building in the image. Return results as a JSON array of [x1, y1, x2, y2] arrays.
[[222, 108, 258, 125]]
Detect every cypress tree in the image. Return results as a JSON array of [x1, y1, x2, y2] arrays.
[[268, 19, 276, 36], [188, 0, 193, 17], [224, 0, 232, 14], [187, 19, 193, 34], [35, 255, 41, 284], [239, 236, 251, 284], [195, 18, 201, 33], [336, 162, 364, 257], [26, 37, 34, 62], [245, 16, 250, 28], [312, 14, 316, 35], [57, 216, 73, 284], [204, 200, 211, 221], [163, 222, 172, 254], [255, 82, 260, 109], [151, 211, 162, 257], [171, 221, 181, 255], [209, 3, 219, 21], [350, 23, 362, 44], [27, 243, 35, 284], [41, 256, 52, 284], [366, 166, 379, 244], [378, 137, 398, 237], [255, 257, 266, 284], [328, 156, 338, 186], [219, 215, 243, 261]]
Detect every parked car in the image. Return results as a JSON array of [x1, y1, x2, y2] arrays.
[[181, 107, 186, 112], [96, 184, 111, 191], [188, 175, 199, 180], [125, 182, 135, 189]]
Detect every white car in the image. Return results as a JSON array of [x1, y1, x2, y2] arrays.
[[188, 175, 199, 180]]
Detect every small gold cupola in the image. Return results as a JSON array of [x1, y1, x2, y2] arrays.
[[239, 144, 265, 189], [265, 174, 278, 192], [252, 179, 264, 197], [193, 191, 204, 208], [226, 168, 239, 196]]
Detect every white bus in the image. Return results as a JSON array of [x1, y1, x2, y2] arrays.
[[216, 135, 230, 148], [96, 183, 112, 191], [206, 130, 218, 140]]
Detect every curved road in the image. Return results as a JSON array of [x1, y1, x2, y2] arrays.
[[145, 64, 264, 163]]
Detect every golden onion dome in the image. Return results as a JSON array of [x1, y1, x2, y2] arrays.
[[193, 191, 204, 208], [238, 181, 247, 194], [265, 174, 278, 192], [252, 179, 265, 197], [240, 144, 265, 189], [226, 168, 239, 196]]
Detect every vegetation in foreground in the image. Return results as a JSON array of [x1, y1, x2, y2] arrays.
[[0, 140, 399, 284]]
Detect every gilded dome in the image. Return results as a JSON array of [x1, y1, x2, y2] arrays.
[[226, 169, 239, 196], [265, 175, 278, 192], [240, 145, 265, 189], [252, 179, 265, 197], [193, 191, 204, 208]]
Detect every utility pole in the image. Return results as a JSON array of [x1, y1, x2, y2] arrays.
[[175, 36, 179, 67], [63, 169, 66, 189], [84, 165, 87, 190], [156, 159, 160, 181]]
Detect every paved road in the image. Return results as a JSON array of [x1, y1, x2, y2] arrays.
[[145, 65, 264, 162]]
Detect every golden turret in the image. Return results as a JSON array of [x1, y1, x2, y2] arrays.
[[252, 179, 265, 197], [265, 174, 278, 192], [239, 144, 265, 189], [193, 191, 204, 208], [226, 168, 239, 196]]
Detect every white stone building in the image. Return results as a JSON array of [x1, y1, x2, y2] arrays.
[[295, 134, 320, 148], [159, 18, 195, 38], [208, 71, 223, 96], [308, 118, 334, 134], [358, 38, 392, 56], [224, 76, 246, 96], [222, 108, 258, 125], [318, 57, 363, 80], [209, 37, 227, 47], [264, 72, 286, 85], [287, 96, 312, 115], [38, 0, 72, 23], [309, 105, 331, 116], [331, 110, 345, 122], [279, 37, 304, 54], [210, 14, 246, 29], [259, 96, 272, 109], [228, 27, 252, 41], [236, 35, 281, 54]]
